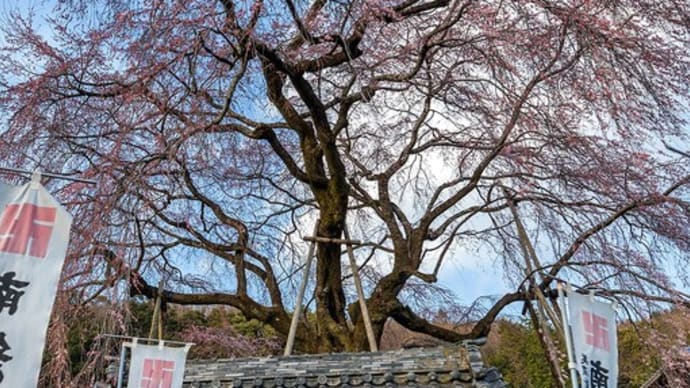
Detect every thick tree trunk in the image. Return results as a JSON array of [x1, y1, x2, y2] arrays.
[[305, 165, 350, 349]]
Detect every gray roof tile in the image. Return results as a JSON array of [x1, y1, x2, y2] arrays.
[[183, 345, 505, 387]]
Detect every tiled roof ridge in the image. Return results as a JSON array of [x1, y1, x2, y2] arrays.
[[183, 344, 506, 387]]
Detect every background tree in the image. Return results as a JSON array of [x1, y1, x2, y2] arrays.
[[483, 319, 558, 388], [1, 0, 689, 383]]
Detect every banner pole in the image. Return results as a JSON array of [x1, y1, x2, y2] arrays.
[[0, 166, 97, 185], [558, 283, 580, 388], [98, 334, 192, 346], [116, 342, 127, 388]]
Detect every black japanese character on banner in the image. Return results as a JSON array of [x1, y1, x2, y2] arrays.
[[0, 331, 12, 383], [580, 354, 589, 383], [590, 360, 609, 388], [0, 332, 11, 363], [0, 271, 29, 315]]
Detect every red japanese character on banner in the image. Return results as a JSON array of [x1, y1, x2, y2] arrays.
[[582, 311, 610, 351], [0, 203, 57, 258], [140, 358, 175, 388]]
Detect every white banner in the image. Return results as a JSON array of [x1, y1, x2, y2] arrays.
[[127, 344, 188, 388], [567, 291, 618, 388], [0, 175, 72, 387]]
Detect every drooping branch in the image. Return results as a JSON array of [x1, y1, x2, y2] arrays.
[[541, 175, 690, 290], [390, 292, 523, 341], [128, 271, 297, 339]]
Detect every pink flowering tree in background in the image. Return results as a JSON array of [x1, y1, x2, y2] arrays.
[[0, 0, 689, 384]]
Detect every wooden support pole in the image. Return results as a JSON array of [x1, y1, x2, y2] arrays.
[[503, 187, 562, 329], [344, 225, 378, 352], [303, 236, 361, 245], [148, 279, 164, 340], [503, 186, 566, 386], [147, 296, 159, 340], [157, 302, 163, 340], [284, 220, 320, 356]]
